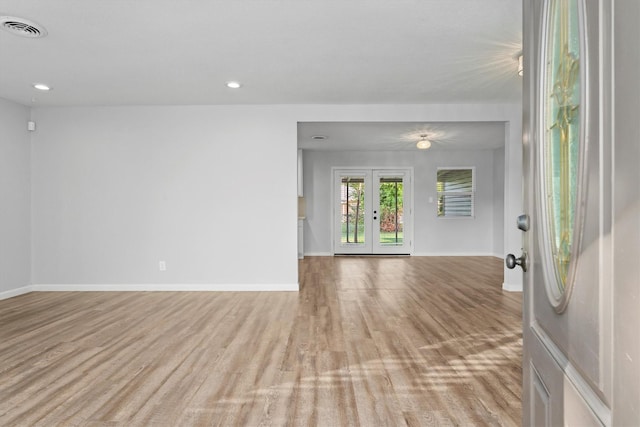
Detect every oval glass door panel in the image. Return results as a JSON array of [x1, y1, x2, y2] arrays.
[[539, 0, 584, 312]]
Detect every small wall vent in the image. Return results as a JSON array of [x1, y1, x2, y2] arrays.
[[0, 16, 48, 38]]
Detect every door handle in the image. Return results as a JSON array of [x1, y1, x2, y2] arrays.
[[506, 252, 528, 272]]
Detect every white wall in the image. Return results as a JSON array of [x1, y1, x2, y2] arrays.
[[303, 148, 504, 256], [0, 98, 31, 298], [31, 106, 298, 290], [492, 146, 505, 256], [25, 103, 521, 292]]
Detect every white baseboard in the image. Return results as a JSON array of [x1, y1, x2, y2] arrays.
[[31, 283, 299, 292], [412, 252, 501, 257], [502, 282, 523, 292], [0, 285, 34, 300], [305, 252, 503, 258]]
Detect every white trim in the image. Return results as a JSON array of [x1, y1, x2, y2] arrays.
[[412, 252, 500, 257], [0, 285, 34, 300], [502, 282, 523, 292], [307, 253, 506, 261], [31, 283, 299, 292], [531, 322, 611, 426]]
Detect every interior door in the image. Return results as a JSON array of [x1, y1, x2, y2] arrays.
[[334, 168, 411, 255], [516, 0, 612, 424]]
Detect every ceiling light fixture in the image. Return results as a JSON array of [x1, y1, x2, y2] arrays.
[[226, 81, 242, 89], [33, 83, 51, 91], [416, 135, 432, 150], [518, 54, 524, 77]]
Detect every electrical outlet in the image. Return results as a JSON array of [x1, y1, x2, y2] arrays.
[[159, 261, 166, 271]]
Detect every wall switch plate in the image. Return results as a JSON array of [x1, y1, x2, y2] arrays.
[[159, 261, 166, 271]]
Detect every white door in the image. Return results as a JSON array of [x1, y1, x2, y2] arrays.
[[334, 168, 412, 255], [516, 0, 639, 424]]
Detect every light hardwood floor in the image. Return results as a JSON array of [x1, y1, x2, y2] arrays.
[[0, 256, 522, 426]]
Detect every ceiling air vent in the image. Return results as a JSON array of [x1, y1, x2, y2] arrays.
[[0, 16, 48, 38]]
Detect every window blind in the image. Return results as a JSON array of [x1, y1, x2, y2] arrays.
[[437, 168, 474, 217]]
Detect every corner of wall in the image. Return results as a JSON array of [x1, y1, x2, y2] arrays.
[[0, 98, 33, 295], [0, 286, 34, 301], [28, 106, 35, 288]]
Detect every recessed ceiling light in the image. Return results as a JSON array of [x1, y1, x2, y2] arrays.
[[226, 81, 242, 89], [33, 83, 51, 91]]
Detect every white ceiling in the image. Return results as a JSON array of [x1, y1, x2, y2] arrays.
[[0, 0, 522, 107], [2, 1, 521, 151], [298, 121, 506, 151]]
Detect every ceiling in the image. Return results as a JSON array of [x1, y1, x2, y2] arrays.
[[0, 0, 522, 107], [1, 1, 521, 152], [298, 121, 506, 151]]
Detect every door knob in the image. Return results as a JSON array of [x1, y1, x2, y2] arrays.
[[506, 252, 529, 272]]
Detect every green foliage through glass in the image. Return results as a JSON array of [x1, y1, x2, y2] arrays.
[[341, 177, 365, 244], [379, 178, 403, 245]]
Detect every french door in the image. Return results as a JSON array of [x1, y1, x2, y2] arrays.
[[333, 168, 412, 255]]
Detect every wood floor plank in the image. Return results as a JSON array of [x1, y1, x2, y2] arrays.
[[0, 256, 522, 426]]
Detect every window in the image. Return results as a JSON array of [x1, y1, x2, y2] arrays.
[[437, 168, 475, 218]]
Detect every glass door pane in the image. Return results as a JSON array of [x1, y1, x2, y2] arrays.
[[334, 170, 372, 254], [341, 177, 366, 244], [378, 177, 403, 245], [539, 0, 584, 312]]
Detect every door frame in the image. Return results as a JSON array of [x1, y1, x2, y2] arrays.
[[332, 167, 414, 255]]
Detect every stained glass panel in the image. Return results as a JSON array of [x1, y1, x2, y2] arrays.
[[542, 0, 581, 303]]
